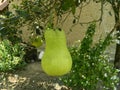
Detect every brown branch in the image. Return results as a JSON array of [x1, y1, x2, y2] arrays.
[[111, 21, 120, 33], [105, 21, 120, 40], [74, 3, 83, 23], [61, 11, 71, 27]]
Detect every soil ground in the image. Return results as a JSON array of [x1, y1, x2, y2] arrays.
[[0, 62, 68, 90]]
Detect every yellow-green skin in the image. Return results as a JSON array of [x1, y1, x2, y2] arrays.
[[41, 28, 72, 76], [31, 36, 43, 48]]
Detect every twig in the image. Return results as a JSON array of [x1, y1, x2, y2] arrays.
[[61, 11, 71, 27]]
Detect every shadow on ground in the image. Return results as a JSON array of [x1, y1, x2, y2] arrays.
[[0, 62, 68, 90]]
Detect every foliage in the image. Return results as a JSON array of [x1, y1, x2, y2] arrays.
[[0, 0, 90, 42], [0, 40, 26, 72], [0, 12, 22, 43], [1, 0, 81, 43], [60, 23, 119, 90], [11, 0, 83, 35]]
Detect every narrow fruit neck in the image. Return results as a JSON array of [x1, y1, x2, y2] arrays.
[[45, 29, 68, 49]]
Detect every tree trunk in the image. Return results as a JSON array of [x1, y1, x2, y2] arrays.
[[114, 21, 120, 69], [112, 2, 120, 69], [114, 43, 120, 69]]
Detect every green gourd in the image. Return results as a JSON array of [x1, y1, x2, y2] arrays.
[[31, 36, 43, 48], [41, 28, 72, 76]]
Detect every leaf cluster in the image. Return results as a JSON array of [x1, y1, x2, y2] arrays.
[[0, 12, 22, 43], [60, 23, 119, 90], [11, 0, 84, 34], [0, 40, 26, 72]]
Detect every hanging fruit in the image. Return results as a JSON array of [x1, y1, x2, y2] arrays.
[[31, 36, 43, 48], [41, 28, 72, 76]]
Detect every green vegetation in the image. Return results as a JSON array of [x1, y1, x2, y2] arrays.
[[0, 1, 119, 89], [0, 12, 22, 43], [60, 23, 119, 90], [0, 40, 26, 72]]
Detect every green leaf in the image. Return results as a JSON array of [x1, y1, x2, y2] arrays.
[[61, 0, 75, 11], [16, 10, 30, 19], [71, 4, 76, 14]]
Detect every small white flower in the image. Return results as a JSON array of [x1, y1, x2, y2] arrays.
[[111, 75, 117, 80], [81, 75, 86, 79], [115, 39, 120, 44], [78, 0, 81, 3], [38, 50, 44, 60], [104, 73, 107, 77], [36, 26, 39, 29]]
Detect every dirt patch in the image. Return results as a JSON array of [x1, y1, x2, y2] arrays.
[[0, 62, 69, 90]]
